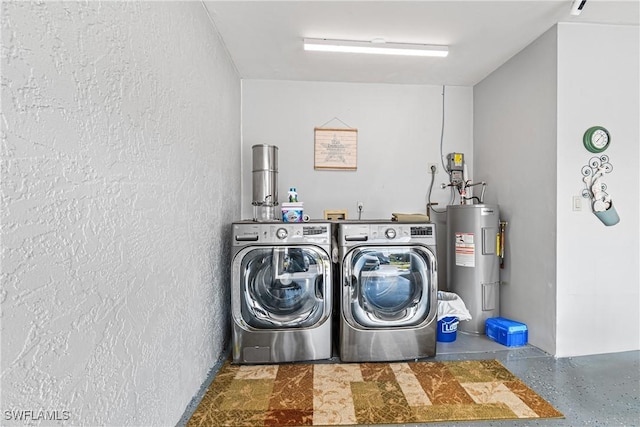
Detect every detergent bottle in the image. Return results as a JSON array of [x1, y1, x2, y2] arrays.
[[288, 187, 298, 202]]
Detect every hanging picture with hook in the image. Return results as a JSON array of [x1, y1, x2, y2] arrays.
[[314, 127, 358, 170]]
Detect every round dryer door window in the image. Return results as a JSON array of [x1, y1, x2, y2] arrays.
[[343, 246, 435, 328], [239, 247, 330, 328]]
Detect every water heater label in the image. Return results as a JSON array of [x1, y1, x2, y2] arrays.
[[455, 232, 475, 267]]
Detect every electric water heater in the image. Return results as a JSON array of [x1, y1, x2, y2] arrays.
[[446, 204, 500, 334]]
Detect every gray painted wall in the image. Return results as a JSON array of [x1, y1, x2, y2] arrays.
[[1, 2, 240, 425], [474, 26, 558, 355], [241, 81, 474, 222], [474, 23, 639, 357]]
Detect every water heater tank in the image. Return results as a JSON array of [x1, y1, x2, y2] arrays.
[[446, 204, 500, 334]]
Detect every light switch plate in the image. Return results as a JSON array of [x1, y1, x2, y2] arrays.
[[572, 196, 582, 211]]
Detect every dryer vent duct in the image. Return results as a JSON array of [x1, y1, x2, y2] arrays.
[[252, 144, 279, 221]]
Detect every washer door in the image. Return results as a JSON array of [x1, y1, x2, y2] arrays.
[[233, 246, 331, 329], [343, 245, 435, 328]]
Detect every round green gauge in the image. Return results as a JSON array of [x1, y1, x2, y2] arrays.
[[583, 126, 611, 153]]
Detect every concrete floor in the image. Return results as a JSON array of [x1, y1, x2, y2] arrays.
[[405, 333, 640, 427], [178, 333, 640, 427]]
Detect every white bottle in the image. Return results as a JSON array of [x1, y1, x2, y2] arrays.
[[288, 187, 298, 202]]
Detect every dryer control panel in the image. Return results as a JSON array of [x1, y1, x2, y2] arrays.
[[340, 222, 436, 247], [410, 225, 434, 237]]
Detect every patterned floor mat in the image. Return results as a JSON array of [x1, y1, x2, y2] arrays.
[[188, 359, 563, 426]]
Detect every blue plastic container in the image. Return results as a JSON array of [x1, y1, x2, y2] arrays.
[[437, 316, 459, 342], [485, 317, 528, 347]]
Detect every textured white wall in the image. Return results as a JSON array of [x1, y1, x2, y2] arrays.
[[1, 2, 240, 426]]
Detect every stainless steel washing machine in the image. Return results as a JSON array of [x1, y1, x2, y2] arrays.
[[231, 221, 333, 364], [338, 221, 437, 362]]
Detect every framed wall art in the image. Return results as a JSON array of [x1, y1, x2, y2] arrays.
[[314, 127, 358, 170]]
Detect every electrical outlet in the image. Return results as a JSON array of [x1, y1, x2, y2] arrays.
[[357, 201, 364, 211], [428, 163, 438, 174]]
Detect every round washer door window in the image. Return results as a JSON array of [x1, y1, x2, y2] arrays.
[[240, 247, 329, 328], [343, 246, 434, 328]]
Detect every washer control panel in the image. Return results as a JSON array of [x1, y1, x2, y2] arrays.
[[233, 222, 330, 245], [384, 228, 396, 239], [275, 228, 288, 240]]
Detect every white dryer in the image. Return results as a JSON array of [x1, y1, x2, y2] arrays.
[[337, 221, 437, 362], [231, 221, 333, 364]]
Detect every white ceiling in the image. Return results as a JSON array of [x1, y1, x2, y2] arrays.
[[203, 0, 639, 86]]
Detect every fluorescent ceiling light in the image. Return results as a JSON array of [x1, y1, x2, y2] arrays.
[[303, 38, 448, 57]]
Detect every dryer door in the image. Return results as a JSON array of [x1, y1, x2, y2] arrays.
[[233, 246, 331, 329], [343, 245, 436, 328]]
